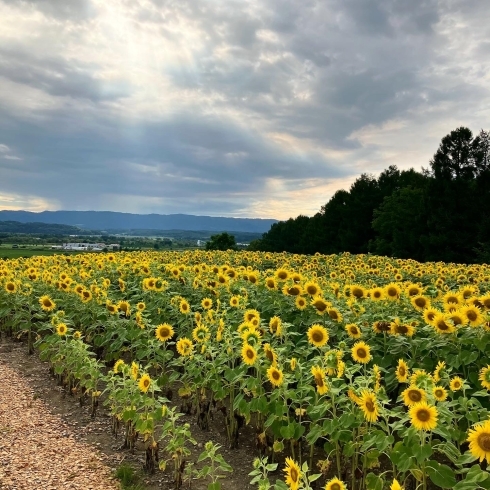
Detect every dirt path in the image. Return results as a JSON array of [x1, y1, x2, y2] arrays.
[[0, 359, 121, 490]]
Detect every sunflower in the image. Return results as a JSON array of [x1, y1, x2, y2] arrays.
[[179, 298, 191, 315], [56, 322, 68, 336], [307, 324, 329, 347], [432, 312, 456, 334], [311, 297, 329, 315], [390, 478, 403, 490], [479, 366, 490, 390], [325, 477, 347, 490], [433, 386, 447, 402], [113, 359, 125, 374], [450, 376, 464, 391], [369, 287, 385, 301], [201, 297, 213, 310], [345, 323, 361, 339], [241, 343, 257, 366], [39, 295, 56, 312], [372, 321, 391, 333], [467, 419, 490, 462], [138, 373, 152, 393], [433, 361, 446, 383], [358, 390, 379, 422], [81, 289, 92, 303], [396, 359, 410, 383], [283, 284, 303, 296], [290, 358, 297, 371], [176, 337, 193, 357], [263, 343, 278, 364], [275, 268, 289, 282], [265, 277, 277, 290], [230, 296, 240, 307], [269, 316, 282, 336], [242, 327, 262, 346], [155, 323, 174, 342], [326, 307, 342, 322], [283, 457, 301, 490], [461, 305, 485, 327], [137, 302, 146, 311], [402, 386, 426, 406], [351, 341, 371, 364], [295, 296, 307, 310], [73, 331, 82, 340], [5, 281, 17, 293], [311, 365, 328, 395], [244, 309, 260, 323], [423, 307, 439, 325], [443, 291, 462, 307], [406, 283, 423, 297], [410, 402, 438, 431], [384, 283, 401, 300], [389, 318, 415, 337], [267, 366, 284, 387], [118, 301, 131, 317], [303, 281, 321, 297], [411, 295, 430, 311], [131, 362, 139, 380], [447, 310, 467, 327]]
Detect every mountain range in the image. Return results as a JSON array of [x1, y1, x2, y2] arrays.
[[0, 211, 277, 233]]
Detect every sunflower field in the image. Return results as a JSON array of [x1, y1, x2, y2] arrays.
[[2, 250, 490, 490]]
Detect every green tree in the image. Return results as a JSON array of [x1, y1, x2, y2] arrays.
[[205, 233, 237, 251]]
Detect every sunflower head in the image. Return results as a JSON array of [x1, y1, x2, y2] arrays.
[[267, 365, 284, 387], [307, 324, 329, 347], [409, 402, 438, 431], [468, 419, 490, 463], [155, 323, 174, 342], [241, 343, 257, 366], [351, 341, 371, 364]]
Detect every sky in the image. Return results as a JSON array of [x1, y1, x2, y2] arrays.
[[0, 0, 489, 220]]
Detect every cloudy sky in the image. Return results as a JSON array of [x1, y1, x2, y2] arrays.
[[0, 0, 489, 219]]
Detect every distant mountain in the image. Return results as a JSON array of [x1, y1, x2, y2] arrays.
[[0, 220, 87, 235], [0, 211, 277, 233]]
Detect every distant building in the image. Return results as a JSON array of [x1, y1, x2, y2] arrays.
[[60, 242, 105, 251], [197, 240, 206, 247]]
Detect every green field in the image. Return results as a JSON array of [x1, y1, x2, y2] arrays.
[[0, 246, 78, 259]]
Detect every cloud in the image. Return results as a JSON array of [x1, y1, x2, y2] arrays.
[[0, 0, 489, 220]]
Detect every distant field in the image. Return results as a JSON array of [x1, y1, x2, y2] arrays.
[[0, 246, 78, 259]]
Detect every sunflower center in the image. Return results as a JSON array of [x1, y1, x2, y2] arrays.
[[387, 288, 397, 297], [350, 327, 358, 334], [417, 409, 430, 422], [246, 349, 254, 359], [467, 310, 478, 321], [352, 288, 363, 298], [477, 433, 490, 452], [427, 312, 435, 321], [143, 379, 150, 388], [435, 389, 443, 398], [161, 328, 170, 337], [272, 371, 281, 380], [399, 366, 406, 376], [307, 286, 318, 295], [43, 299, 52, 307], [7, 283, 15, 291], [373, 291, 381, 298], [315, 375, 324, 387], [329, 310, 339, 319], [436, 321, 449, 331], [315, 301, 327, 312], [409, 390, 422, 402], [290, 468, 299, 482], [312, 331, 324, 343], [415, 298, 426, 307], [278, 272, 287, 280], [331, 484, 341, 490], [356, 348, 367, 359], [365, 401, 375, 412], [397, 324, 408, 334]]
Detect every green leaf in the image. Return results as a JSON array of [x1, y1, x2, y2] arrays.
[[425, 461, 457, 489], [208, 482, 221, 490], [365, 472, 384, 490]]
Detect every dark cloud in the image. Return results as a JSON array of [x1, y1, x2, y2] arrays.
[[0, 0, 488, 217]]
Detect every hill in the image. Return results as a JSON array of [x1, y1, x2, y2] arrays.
[[0, 211, 277, 233]]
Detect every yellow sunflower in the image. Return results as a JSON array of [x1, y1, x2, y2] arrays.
[[113, 359, 125, 374], [311, 297, 329, 315], [130, 362, 139, 380], [369, 287, 385, 301], [389, 318, 415, 337], [303, 281, 322, 297], [396, 359, 410, 383], [201, 297, 213, 310], [461, 305, 485, 327], [327, 307, 343, 323], [138, 373, 152, 393], [433, 386, 447, 402], [118, 301, 131, 317], [325, 477, 347, 490], [4, 281, 17, 293], [358, 390, 379, 423], [192, 325, 211, 343], [432, 312, 456, 334], [137, 302, 146, 311], [269, 316, 282, 336], [39, 295, 56, 312], [267, 365, 284, 387], [384, 283, 401, 300], [479, 366, 490, 390], [411, 295, 430, 311], [56, 322, 68, 336], [241, 343, 257, 366], [244, 309, 260, 323], [176, 337, 193, 357], [345, 323, 361, 339], [351, 341, 371, 364], [283, 457, 301, 490], [179, 298, 191, 315], [402, 386, 426, 406], [390, 479, 403, 490], [311, 365, 328, 395], [467, 419, 490, 463], [450, 376, 464, 391], [372, 321, 391, 334], [409, 402, 438, 431], [307, 324, 329, 347], [295, 296, 307, 310], [155, 323, 174, 342]]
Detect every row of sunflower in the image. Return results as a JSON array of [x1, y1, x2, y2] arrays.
[[1, 250, 490, 489]]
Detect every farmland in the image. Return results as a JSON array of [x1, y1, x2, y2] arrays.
[[1, 250, 490, 490]]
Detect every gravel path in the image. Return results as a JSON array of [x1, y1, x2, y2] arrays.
[[0, 362, 120, 490]]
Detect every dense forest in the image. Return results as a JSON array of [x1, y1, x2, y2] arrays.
[[250, 127, 490, 264]]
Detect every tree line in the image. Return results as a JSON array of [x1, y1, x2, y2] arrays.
[[249, 127, 490, 264]]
